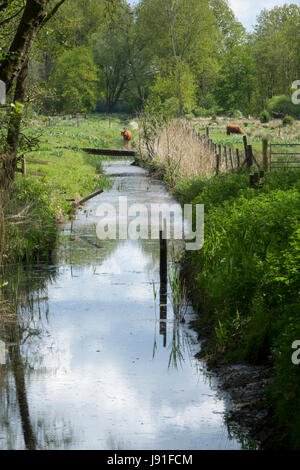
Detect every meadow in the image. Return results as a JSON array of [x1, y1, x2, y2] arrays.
[[2, 114, 131, 265], [194, 116, 300, 161]]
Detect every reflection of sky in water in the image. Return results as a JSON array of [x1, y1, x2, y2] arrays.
[[0, 162, 241, 450]]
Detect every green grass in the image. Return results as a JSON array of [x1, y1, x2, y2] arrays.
[[194, 118, 300, 159], [22, 114, 132, 213], [4, 114, 133, 264], [175, 168, 300, 449]]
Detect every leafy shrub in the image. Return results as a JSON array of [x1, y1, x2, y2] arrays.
[[260, 110, 271, 123], [283, 115, 294, 126], [185, 112, 195, 121], [178, 167, 300, 447], [267, 95, 300, 118], [231, 109, 243, 119]]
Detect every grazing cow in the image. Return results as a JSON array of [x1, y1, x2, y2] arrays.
[[226, 124, 244, 136], [121, 130, 132, 141], [121, 130, 132, 148]]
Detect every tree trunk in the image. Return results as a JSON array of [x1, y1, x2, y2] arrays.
[[0, 60, 29, 189]]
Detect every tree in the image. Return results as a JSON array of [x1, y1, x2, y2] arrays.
[[249, 4, 300, 110], [53, 47, 98, 113], [147, 59, 196, 116], [0, 0, 68, 189], [214, 46, 257, 114], [92, 4, 133, 113]]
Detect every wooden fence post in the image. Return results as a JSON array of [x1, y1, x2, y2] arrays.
[[229, 148, 233, 169], [236, 148, 240, 167], [206, 126, 210, 139], [247, 145, 254, 167], [243, 135, 248, 161], [224, 146, 228, 169], [216, 151, 220, 176], [262, 139, 269, 172], [21, 156, 26, 176]]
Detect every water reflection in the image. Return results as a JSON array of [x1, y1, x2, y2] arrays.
[[0, 161, 242, 450]]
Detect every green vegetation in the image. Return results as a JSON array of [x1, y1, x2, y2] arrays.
[[268, 95, 300, 119], [19, 1, 299, 117], [2, 115, 127, 265], [174, 168, 300, 449], [260, 110, 270, 123], [283, 115, 295, 127]]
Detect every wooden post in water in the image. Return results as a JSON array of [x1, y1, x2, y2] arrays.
[[262, 139, 269, 172], [159, 229, 168, 347]]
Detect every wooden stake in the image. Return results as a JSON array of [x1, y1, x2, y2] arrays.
[[229, 148, 233, 169], [262, 139, 269, 172], [21, 157, 26, 176], [224, 146, 228, 169], [236, 148, 240, 167]]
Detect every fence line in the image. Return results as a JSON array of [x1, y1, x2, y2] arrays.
[[197, 126, 261, 175]]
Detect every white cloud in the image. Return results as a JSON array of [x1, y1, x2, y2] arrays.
[[229, 0, 296, 30]]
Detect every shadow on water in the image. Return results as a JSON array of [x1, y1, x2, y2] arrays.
[[0, 160, 250, 450]]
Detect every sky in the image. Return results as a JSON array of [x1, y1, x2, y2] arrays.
[[128, 0, 299, 31], [229, 0, 299, 30]]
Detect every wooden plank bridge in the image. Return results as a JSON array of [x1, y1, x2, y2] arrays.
[[82, 148, 136, 157]]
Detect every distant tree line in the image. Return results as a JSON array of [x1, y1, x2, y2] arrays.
[[2, 0, 300, 121]]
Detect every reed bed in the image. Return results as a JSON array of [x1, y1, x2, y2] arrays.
[[139, 118, 216, 183]]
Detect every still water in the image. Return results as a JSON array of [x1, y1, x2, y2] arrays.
[[0, 161, 242, 450]]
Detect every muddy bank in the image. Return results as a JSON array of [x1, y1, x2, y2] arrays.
[[194, 341, 273, 449]]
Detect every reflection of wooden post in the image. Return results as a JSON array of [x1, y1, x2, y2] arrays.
[[262, 139, 269, 172], [160, 229, 167, 347]]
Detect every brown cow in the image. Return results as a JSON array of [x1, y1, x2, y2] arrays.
[[226, 124, 244, 136], [121, 130, 132, 148]]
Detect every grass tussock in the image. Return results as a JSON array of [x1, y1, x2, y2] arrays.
[[138, 118, 216, 188]]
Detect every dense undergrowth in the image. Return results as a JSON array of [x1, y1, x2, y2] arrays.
[[173, 168, 300, 448]]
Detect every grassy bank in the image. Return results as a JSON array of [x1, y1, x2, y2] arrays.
[[137, 115, 300, 448], [1, 114, 129, 265], [175, 169, 300, 449]]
